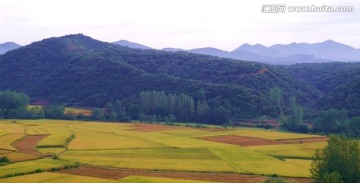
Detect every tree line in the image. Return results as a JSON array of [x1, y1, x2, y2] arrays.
[[269, 87, 360, 138], [0, 90, 65, 120], [90, 91, 230, 125], [1, 89, 360, 138]]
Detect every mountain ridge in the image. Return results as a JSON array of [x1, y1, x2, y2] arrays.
[[114, 39, 360, 64]]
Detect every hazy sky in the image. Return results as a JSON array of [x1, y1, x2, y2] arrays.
[[0, 0, 359, 50]]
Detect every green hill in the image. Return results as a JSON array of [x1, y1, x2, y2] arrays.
[[282, 63, 360, 115], [0, 34, 322, 122]]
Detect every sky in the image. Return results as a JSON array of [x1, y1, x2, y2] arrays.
[[0, 0, 359, 51]]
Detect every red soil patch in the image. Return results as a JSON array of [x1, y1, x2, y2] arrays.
[[200, 135, 328, 147], [239, 67, 268, 79], [257, 67, 268, 75], [131, 124, 182, 132], [200, 135, 283, 146], [12, 135, 48, 155]]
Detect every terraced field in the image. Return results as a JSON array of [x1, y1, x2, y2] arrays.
[[0, 119, 326, 182]]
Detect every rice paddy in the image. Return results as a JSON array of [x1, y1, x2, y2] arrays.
[[0, 119, 326, 182]]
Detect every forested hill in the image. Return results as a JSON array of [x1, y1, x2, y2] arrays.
[[283, 63, 360, 115], [0, 34, 321, 120], [283, 63, 360, 94]]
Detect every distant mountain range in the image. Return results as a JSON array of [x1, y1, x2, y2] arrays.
[[3, 38, 359, 65], [112, 40, 151, 49], [112, 40, 360, 65], [0, 42, 21, 54]]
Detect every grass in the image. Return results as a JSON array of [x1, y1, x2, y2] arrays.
[[0, 172, 121, 183], [3, 152, 38, 163], [284, 159, 312, 169], [25, 126, 49, 135], [209, 147, 310, 177], [0, 134, 24, 151], [220, 128, 321, 140], [36, 148, 66, 155], [61, 148, 234, 172], [0, 121, 25, 134], [0, 159, 75, 178], [68, 132, 165, 150], [0, 131, 8, 136], [246, 142, 327, 159], [37, 132, 73, 148], [0, 150, 11, 155]]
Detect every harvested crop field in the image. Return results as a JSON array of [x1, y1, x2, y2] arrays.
[[0, 120, 326, 182], [59, 166, 313, 183], [200, 135, 328, 146], [12, 135, 48, 155], [59, 166, 267, 183]]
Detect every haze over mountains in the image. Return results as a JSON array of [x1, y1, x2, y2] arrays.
[[2, 38, 359, 65], [112, 40, 151, 49], [114, 39, 360, 65], [0, 42, 21, 54]]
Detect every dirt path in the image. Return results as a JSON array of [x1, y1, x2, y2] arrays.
[[200, 135, 328, 146], [12, 135, 48, 155]]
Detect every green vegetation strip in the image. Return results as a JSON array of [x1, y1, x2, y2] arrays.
[[0, 159, 78, 178]]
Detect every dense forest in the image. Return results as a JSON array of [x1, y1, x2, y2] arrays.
[[283, 63, 360, 116], [0, 34, 359, 137]]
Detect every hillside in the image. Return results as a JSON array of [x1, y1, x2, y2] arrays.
[[284, 62, 360, 94], [0, 34, 321, 122], [282, 62, 360, 115], [318, 77, 360, 115]]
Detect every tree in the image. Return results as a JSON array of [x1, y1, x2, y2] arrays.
[[311, 135, 360, 183], [196, 100, 211, 122], [0, 90, 29, 118], [347, 117, 360, 138], [26, 106, 45, 119], [43, 105, 65, 119], [91, 108, 104, 121], [314, 109, 348, 134], [322, 172, 343, 183], [281, 96, 306, 132], [269, 87, 284, 117]]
